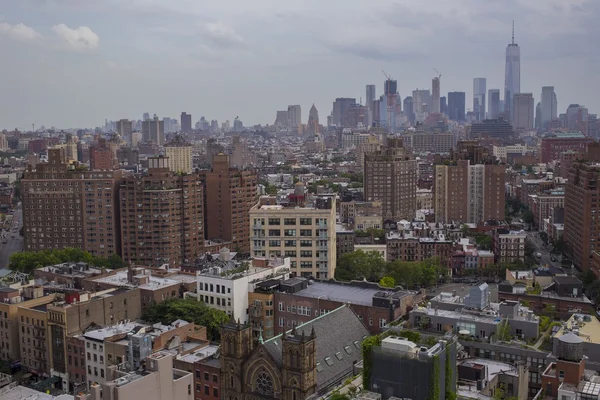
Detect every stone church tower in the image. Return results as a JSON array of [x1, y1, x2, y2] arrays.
[[220, 319, 317, 400]]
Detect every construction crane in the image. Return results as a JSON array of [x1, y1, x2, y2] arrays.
[[381, 69, 392, 80], [434, 68, 442, 79]]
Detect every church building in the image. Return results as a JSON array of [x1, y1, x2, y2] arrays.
[[220, 305, 370, 400]]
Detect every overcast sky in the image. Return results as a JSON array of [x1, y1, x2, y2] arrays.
[[0, 0, 598, 130]]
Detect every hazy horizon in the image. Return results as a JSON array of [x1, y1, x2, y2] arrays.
[[1, 0, 599, 130]]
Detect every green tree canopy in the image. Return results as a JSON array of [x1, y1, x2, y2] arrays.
[[335, 250, 386, 282], [142, 298, 229, 340], [8, 248, 126, 274], [379, 276, 395, 288]]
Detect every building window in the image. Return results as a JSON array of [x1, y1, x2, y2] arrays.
[[205, 372, 209, 380], [369, 318, 373, 326], [188, 385, 191, 395], [279, 318, 285, 327], [559, 370, 565, 379], [205, 385, 210, 395], [213, 388, 219, 397], [213, 374, 218, 383]]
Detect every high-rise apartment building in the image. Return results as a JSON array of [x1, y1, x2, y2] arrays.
[[473, 78, 487, 122], [366, 84, 376, 126], [541, 86, 558, 130], [504, 23, 521, 122], [164, 135, 193, 174], [535, 102, 542, 131], [412, 89, 431, 122], [274, 111, 288, 128], [203, 154, 257, 254], [431, 77, 441, 113], [89, 138, 117, 170], [434, 160, 505, 224], [448, 92, 466, 121], [287, 105, 302, 129], [142, 115, 165, 145], [364, 138, 417, 220], [513, 93, 534, 130], [22, 148, 122, 258], [403, 97, 415, 123], [564, 162, 600, 271], [307, 104, 319, 136], [116, 119, 132, 138], [250, 196, 336, 279], [488, 89, 501, 119], [120, 156, 204, 266], [180, 112, 192, 133], [332, 98, 357, 127], [440, 96, 447, 115]]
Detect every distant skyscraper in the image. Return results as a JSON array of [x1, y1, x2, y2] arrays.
[[535, 102, 542, 131], [488, 89, 501, 119], [274, 110, 288, 128], [403, 97, 414, 123], [142, 115, 164, 145], [116, 119, 132, 138], [541, 86, 558, 129], [448, 92, 466, 122], [366, 84, 376, 127], [431, 77, 441, 113], [180, 112, 192, 133], [287, 105, 302, 129], [332, 98, 356, 127], [440, 96, 447, 115], [513, 93, 534, 130], [143, 112, 150, 121], [473, 78, 486, 121], [504, 21, 521, 122], [308, 104, 319, 136], [384, 79, 398, 132], [412, 89, 431, 122]]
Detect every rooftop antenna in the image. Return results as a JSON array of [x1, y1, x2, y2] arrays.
[[512, 20, 515, 45]]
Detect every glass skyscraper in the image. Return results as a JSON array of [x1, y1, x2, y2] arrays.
[[504, 22, 521, 122]]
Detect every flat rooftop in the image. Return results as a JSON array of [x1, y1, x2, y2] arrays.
[[175, 344, 220, 364], [555, 314, 600, 344], [293, 281, 410, 307], [0, 385, 73, 400], [83, 322, 139, 341], [92, 270, 181, 291]]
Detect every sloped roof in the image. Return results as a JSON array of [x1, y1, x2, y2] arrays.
[[262, 305, 369, 390]]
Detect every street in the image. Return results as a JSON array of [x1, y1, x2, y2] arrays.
[[526, 231, 560, 269], [0, 207, 23, 269]]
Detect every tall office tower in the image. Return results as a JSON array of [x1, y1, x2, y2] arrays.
[[434, 160, 505, 224], [142, 115, 165, 145], [488, 89, 501, 119], [143, 112, 150, 121], [116, 119, 133, 138], [366, 85, 376, 110], [473, 78, 487, 121], [513, 93, 535, 130], [403, 97, 414, 123], [564, 162, 600, 271], [384, 79, 398, 132], [274, 110, 288, 128], [541, 86, 558, 130], [566, 104, 588, 131], [120, 156, 204, 267], [366, 84, 376, 127], [89, 137, 117, 170], [332, 98, 357, 127], [164, 135, 193, 173], [203, 154, 257, 254], [364, 138, 417, 220], [504, 22, 521, 122], [307, 104, 319, 136], [22, 148, 122, 258], [447, 92, 466, 121], [287, 105, 302, 129], [431, 77, 441, 113], [535, 102, 542, 131], [180, 112, 192, 133], [440, 96, 447, 115], [250, 195, 337, 279], [412, 89, 431, 123]]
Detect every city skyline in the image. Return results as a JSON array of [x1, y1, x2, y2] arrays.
[[1, 1, 599, 129]]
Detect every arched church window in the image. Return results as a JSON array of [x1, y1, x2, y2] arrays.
[[256, 371, 274, 396]]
